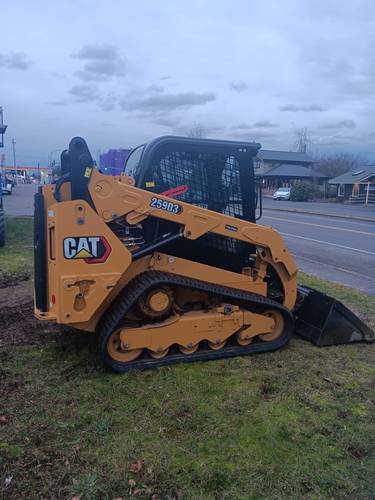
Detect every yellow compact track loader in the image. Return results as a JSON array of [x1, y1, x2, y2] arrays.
[[34, 137, 374, 372]]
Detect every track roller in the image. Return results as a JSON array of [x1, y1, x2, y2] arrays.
[[259, 310, 284, 341], [106, 330, 143, 362], [148, 348, 169, 359], [179, 343, 199, 355], [208, 340, 227, 350], [236, 330, 253, 346]]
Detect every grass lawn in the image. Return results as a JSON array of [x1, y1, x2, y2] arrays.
[[1, 218, 374, 499], [0, 217, 33, 278]]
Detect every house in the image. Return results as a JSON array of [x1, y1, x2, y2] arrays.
[[255, 149, 327, 190], [328, 165, 375, 205]]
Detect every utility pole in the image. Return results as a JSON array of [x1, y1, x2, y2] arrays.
[[12, 138, 17, 169], [0, 107, 7, 148]]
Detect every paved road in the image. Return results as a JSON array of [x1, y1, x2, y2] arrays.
[[261, 209, 375, 295], [5, 185, 375, 295], [3, 183, 37, 216]]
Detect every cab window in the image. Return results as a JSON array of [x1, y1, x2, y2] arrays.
[[123, 145, 144, 177]]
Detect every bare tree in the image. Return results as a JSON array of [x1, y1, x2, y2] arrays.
[[188, 122, 205, 138], [314, 153, 364, 178], [294, 127, 312, 154]]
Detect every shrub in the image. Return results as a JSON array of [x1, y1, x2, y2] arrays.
[[290, 181, 321, 201]]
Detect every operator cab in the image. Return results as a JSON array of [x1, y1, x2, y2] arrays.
[[124, 136, 260, 224], [124, 136, 261, 272]]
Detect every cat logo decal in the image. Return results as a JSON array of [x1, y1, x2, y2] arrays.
[[63, 236, 111, 263]]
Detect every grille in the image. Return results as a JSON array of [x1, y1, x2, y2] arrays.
[[157, 151, 243, 218], [151, 150, 245, 257]]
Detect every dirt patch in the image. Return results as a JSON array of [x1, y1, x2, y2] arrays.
[[0, 299, 61, 347], [0, 280, 62, 347], [0, 271, 30, 289]]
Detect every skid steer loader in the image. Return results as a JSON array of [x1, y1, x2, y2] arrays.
[[34, 136, 374, 372]]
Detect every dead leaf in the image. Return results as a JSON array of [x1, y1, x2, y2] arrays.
[[128, 479, 137, 496], [129, 459, 143, 474], [0, 415, 8, 425], [5, 475, 13, 487]]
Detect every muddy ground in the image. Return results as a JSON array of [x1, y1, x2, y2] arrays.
[[0, 273, 81, 348], [0, 275, 54, 347]]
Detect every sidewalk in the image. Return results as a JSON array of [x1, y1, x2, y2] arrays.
[[262, 198, 375, 222]]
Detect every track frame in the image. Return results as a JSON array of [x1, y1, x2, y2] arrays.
[[98, 271, 294, 372]]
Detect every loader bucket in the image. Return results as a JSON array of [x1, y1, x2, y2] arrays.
[[294, 286, 374, 346]]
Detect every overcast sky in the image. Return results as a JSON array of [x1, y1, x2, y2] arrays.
[[1, 0, 375, 167]]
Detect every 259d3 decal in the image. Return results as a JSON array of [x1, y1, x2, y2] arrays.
[[150, 197, 182, 214], [63, 236, 111, 263]]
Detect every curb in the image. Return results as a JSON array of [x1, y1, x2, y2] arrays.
[[263, 206, 375, 223]]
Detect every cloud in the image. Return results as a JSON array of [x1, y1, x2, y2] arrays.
[[0, 52, 32, 70], [302, 55, 375, 100], [313, 134, 356, 146], [68, 84, 100, 103], [76, 62, 124, 80], [152, 116, 180, 127], [145, 84, 164, 93], [66, 82, 215, 114], [73, 44, 125, 80], [230, 130, 277, 141], [229, 81, 248, 92], [48, 100, 66, 106], [120, 91, 216, 112], [253, 120, 278, 128], [231, 123, 252, 130], [74, 44, 119, 60], [280, 104, 326, 112], [320, 119, 356, 129], [232, 121, 278, 130], [99, 94, 118, 111], [172, 123, 226, 137]]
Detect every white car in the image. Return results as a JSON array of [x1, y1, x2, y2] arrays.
[[273, 187, 291, 200], [2, 181, 13, 195]]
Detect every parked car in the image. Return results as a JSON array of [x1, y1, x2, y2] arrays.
[[273, 187, 291, 200], [2, 176, 13, 195]]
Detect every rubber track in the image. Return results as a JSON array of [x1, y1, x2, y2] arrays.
[[98, 271, 295, 373]]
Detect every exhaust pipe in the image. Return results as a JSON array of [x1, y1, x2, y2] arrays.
[[294, 286, 374, 346]]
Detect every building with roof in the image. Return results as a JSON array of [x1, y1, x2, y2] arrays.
[[255, 149, 326, 190], [328, 166, 375, 205], [99, 149, 131, 176], [257, 149, 315, 166]]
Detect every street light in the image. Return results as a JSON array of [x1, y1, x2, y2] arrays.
[[48, 148, 64, 166], [48, 148, 64, 180]]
